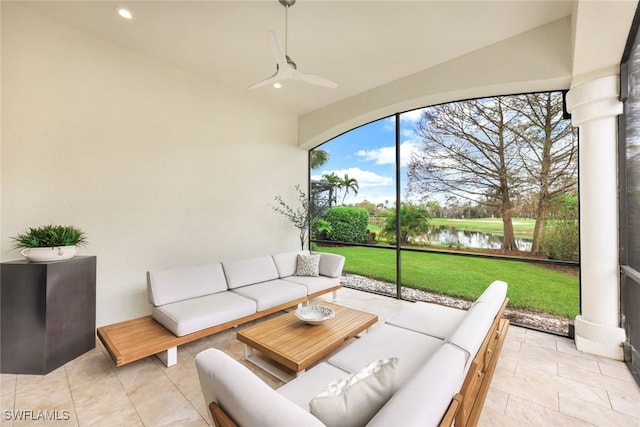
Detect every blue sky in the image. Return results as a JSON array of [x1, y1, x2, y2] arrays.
[[311, 109, 424, 206]]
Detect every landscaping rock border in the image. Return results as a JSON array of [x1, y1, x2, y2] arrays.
[[341, 273, 571, 336]]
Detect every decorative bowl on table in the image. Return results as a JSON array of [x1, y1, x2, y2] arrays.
[[295, 305, 335, 325]]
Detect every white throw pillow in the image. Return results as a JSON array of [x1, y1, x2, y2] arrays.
[[295, 254, 321, 277], [309, 358, 398, 427]]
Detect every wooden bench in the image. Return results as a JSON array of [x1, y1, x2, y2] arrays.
[[97, 285, 341, 367]]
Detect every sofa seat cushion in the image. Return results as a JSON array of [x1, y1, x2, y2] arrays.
[[385, 301, 466, 339], [366, 343, 466, 427], [282, 275, 341, 296], [196, 349, 325, 427], [328, 324, 442, 386], [277, 362, 350, 410], [272, 250, 310, 278], [230, 279, 307, 311], [222, 256, 280, 289], [147, 263, 228, 306], [152, 292, 256, 337]]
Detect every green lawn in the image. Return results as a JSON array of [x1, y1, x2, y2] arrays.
[[316, 245, 579, 318]]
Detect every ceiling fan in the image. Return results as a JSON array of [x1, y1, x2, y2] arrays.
[[247, 0, 337, 90]]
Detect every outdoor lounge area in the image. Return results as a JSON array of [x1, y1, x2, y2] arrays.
[[2, 0, 640, 426], [2, 288, 639, 426]]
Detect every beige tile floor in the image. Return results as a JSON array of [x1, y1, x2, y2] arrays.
[[2, 287, 639, 426]]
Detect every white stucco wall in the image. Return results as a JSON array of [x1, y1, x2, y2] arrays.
[[1, 5, 304, 326], [298, 17, 573, 149]]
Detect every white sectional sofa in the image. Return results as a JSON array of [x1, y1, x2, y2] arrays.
[[196, 280, 510, 427], [97, 250, 345, 368], [148, 250, 345, 337]]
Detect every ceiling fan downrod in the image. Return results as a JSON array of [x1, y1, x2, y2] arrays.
[[280, 0, 296, 68]]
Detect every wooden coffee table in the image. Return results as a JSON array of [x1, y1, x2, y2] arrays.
[[236, 302, 378, 381]]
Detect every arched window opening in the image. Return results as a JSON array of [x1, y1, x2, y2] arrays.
[[311, 91, 579, 336]]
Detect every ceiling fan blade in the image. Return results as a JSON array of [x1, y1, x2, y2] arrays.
[[293, 70, 338, 89], [268, 30, 287, 67], [247, 73, 281, 90], [248, 27, 337, 90], [247, 61, 298, 90], [247, 31, 292, 90]]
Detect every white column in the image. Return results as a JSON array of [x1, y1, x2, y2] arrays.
[[565, 75, 626, 360]]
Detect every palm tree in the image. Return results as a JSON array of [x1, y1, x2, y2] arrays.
[[310, 149, 330, 169], [340, 174, 359, 204], [322, 172, 341, 206], [381, 204, 430, 245]]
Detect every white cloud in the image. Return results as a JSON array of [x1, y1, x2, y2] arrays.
[[314, 167, 392, 188], [401, 128, 416, 138], [356, 146, 395, 165], [383, 116, 396, 131], [356, 141, 421, 167], [382, 109, 424, 129], [400, 141, 420, 166], [400, 108, 424, 124]]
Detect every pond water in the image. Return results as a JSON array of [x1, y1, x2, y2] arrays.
[[413, 226, 533, 252]]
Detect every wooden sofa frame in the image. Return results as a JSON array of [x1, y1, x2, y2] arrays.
[[454, 298, 510, 427], [97, 285, 341, 367], [204, 297, 510, 427]]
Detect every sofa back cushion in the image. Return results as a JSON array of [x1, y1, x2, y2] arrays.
[[445, 301, 497, 365], [196, 349, 324, 427], [147, 263, 227, 306], [222, 256, 280, 289], [366, 343, 466, 427], [318, 253, 346, 278], [272, 250, 310, 278]]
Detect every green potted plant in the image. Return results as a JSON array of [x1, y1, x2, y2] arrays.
[[11, 225, 87, 262]]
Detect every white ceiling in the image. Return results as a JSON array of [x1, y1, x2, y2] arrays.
[[11, 1, 578, 115]]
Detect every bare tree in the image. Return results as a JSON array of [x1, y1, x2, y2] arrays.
[[507, 92, 578, 254], [408, 97, 524, 251], [408, 92, 577, 254]]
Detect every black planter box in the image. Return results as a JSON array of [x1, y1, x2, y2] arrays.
[[1, 256, 96, 374]]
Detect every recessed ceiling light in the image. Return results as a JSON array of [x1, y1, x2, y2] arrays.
[[117, 8, 133, 20], [273, 82, 282, 89]]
